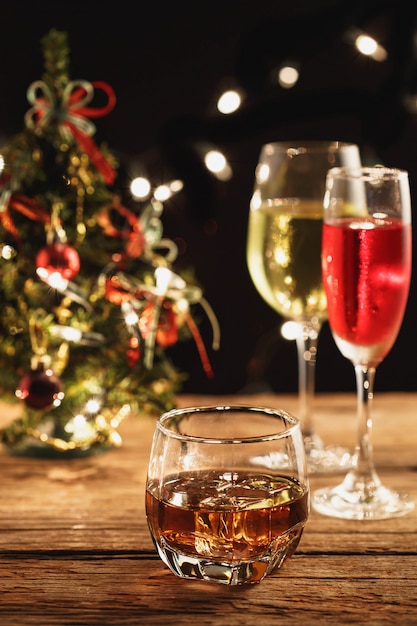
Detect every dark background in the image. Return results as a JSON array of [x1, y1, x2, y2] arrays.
[[1, 1, 417, 395]]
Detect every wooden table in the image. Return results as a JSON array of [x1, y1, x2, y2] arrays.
[[1, 392, 417, 625]]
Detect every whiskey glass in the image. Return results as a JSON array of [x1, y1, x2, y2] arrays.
[[145, 404, 309, 585]]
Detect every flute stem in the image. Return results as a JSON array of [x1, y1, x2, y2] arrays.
[[312, 361, 414, 518], [340, 365, 382, 498]]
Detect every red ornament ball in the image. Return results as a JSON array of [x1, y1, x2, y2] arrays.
[[36, 242, 80, 281], [16, 364, 64, 410]]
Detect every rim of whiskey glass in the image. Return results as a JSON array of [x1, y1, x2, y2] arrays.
[[156, 405, 300, 444]]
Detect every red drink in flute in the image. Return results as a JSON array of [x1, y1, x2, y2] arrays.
[[322, 217, 412, 366]]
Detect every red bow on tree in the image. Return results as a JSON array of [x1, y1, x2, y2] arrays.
[[25, 79, 117, 185]]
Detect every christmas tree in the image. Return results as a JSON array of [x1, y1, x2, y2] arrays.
[[0, 29, 218, 456]]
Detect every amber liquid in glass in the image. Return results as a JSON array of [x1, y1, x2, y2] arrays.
[[146, 470, 308, 580]]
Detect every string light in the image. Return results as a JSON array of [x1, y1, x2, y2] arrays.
[[281, 320, 301, 341], [203, 149, 232, 181], [130, 177, 183, 203], [217, 89, 243, 114], [130, 176, 151, 199], [354, 33, 387, 61], [169, 179, 184, 194], [49, 325, 106, 346], [50, 325, 82, 343], [36, 268, 68, 290], [0, 244, 16, 260], [85, 398, 101, 414], [344, 27, 389, 62], [155, 184, 175, 202], [155, 266, 172, 294], [277, 64, 299, 89], [204, 150, 226, 173], [121, 301, 139, 327]]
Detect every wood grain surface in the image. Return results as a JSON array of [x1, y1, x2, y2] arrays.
[[1, 392, 416, 625]]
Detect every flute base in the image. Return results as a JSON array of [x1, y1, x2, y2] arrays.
[[303, 433, 353, 475], [312, 484, 415, 520]]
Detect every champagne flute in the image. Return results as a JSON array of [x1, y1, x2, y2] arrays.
[[312, 166, 414, 519], [247, 141, 360, 474]]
